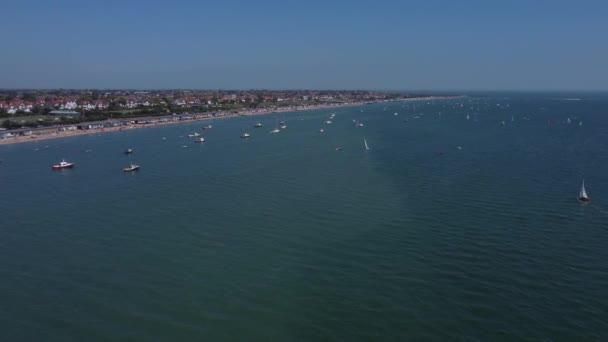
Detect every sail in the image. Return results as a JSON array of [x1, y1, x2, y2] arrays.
[[364, 139, 369, 150], [580, 180, 588, 199]]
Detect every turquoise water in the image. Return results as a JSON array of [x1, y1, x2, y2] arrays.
[[1, 93, 607, 341]]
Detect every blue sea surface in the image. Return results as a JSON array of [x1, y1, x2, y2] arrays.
[[1, 93, 607, 341]]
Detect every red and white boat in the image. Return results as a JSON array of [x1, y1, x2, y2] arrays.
[[52, 159, 74, 170]]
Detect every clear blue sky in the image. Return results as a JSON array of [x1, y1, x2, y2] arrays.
[[2, 0, 607, 90]]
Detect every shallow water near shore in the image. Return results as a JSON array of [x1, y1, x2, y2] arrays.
[[1, 93, 607, 341]]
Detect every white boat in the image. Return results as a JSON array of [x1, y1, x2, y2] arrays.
[[123, 163, 140, 172], [52, 159, 74, 170], [319, 128, 324, 133], [202, 125, 213, 130], [194, 137, 205, 143], [394, 112, 398, 116], [241, 133, 251, 138], [579, 179, 590, 202], [188, 132, 200, 137], [358, 122, 364, 127], [270, 128, 280, 134], [466, 114, 470, 120], [124, 148, 134, 154], [280, 125, 287, 129], [364, 139, 369, 150], [254, 122, 262, 128], [325, 120, 332, 124], [579, 121, 583, 126]]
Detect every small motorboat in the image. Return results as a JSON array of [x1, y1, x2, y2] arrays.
[[280, 124, 287, 129], [123, 163, 140, 172], [254, 123, 263, 128], [319, 129, 325, 133], [241, 133, 251, 138], [279, 121, 286, 125], [194, 137, 205, 143], [357, 122, 364, 127], [325, 120, 332, 124], [202, 125, 213, 130], [270, 128, 280, 134], [52, 159, 74, 170], [188, 132, 200, 137], [124, 148, 134, 154], [335, 147, 343, 151]]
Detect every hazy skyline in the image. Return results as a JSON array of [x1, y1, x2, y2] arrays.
[[2, 0, 607, 90]]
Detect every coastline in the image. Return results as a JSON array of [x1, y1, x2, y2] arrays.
[[0, 96, 460, 146]]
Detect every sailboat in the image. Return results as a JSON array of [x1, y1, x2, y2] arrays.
[[579, 179, 590, 202], [466, 114, 470, 120], [270, 114, 280, 133], [364, 139, 370, 150]]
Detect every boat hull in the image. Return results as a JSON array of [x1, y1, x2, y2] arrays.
[[579, 197, 590, 203], [52, 164, 74, 170]]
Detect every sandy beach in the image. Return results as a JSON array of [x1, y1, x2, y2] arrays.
[[0, 96, 459, 146]]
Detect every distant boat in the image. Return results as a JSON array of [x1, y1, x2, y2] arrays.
[[194, 137, 205, 143], [280, 124, 287, 129], [123, 163, 140, 172], [279, 121, 285, 125], [241, 133, 251, 138], [579, 121, 583, 126], [566, 117, 572, 124], [466, 114, 470, 120], [188, 132, 200, 137], [325, 120, 332, 124], [357, 122, 364, 127], [394, 112, 398, 116], [270, 128, 280, 134], [511, 115, 515, 122], [52, 159, 74, 170], [254, 122, 262, 128], [579, 179, 590, 202], [202, 125, 213, 130], [319, 128, 325, 133], [124, 148, 134, 154], [335, 147, 343, 151], [364, 139, 369, 150]]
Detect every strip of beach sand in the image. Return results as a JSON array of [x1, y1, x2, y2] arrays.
[[0, 96, 460, 146]]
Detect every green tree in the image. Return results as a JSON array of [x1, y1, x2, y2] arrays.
[[21, 93, 36, 102]]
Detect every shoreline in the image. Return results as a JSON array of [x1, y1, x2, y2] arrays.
[[0, 96, 460, 146]]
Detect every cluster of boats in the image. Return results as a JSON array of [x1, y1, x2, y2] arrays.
[[52, 147, 140, 172]]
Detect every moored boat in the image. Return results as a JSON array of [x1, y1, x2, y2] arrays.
[[52, 159, 74, 170], [202, 125, 213, 130], [188, 132, 200, 137], [124, 148, 134, 154], [195, 137, 205, 143], [241, 133, 251, 138], [254, 123, 263, 128], [123, 163, 140, 172]]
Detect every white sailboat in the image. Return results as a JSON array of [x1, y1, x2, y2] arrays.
[[579, 179, 590, 202], [364, 139, 370, 150]]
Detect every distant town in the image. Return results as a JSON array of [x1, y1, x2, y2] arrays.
[[0, 89, 443, 128], [0, 89, 461, 144]]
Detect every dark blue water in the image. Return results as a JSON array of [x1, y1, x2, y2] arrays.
[[1, 93, 607, 341]]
